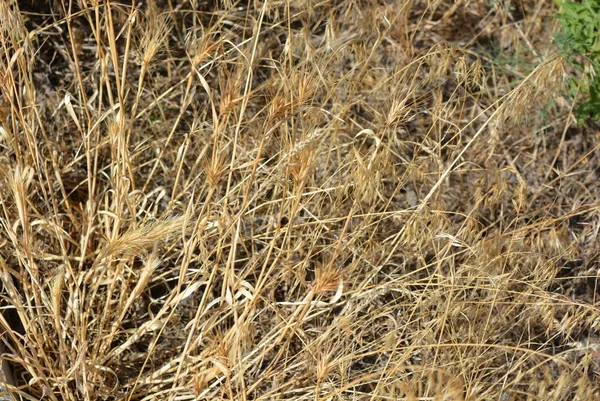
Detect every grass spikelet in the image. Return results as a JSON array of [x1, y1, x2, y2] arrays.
[[102, 216, 186, 259]]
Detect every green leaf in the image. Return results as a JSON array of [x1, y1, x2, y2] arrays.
[[555, 0, 600, 123]]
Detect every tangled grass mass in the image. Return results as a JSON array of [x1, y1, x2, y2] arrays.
[[0, 0, 600, 400]]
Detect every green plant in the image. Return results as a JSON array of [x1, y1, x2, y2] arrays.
[[554, 0, 600, 123]]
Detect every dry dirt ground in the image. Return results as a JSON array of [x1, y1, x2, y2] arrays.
[[1, 0, 600, 400]]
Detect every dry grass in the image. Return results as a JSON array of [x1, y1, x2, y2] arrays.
[[0, 0, 599, 400]]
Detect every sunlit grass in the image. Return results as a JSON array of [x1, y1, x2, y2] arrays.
[[0, 1, 598, 400]]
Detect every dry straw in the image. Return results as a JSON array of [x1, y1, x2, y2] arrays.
[[0, 1, 598, 400]]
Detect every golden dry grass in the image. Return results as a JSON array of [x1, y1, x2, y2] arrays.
[[0, 0, 599, 400]]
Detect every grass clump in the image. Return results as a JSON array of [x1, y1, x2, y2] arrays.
[[0, 0, 599, 400]]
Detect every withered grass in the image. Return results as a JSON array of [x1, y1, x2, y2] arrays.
[[0, 0, 599, 400]]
